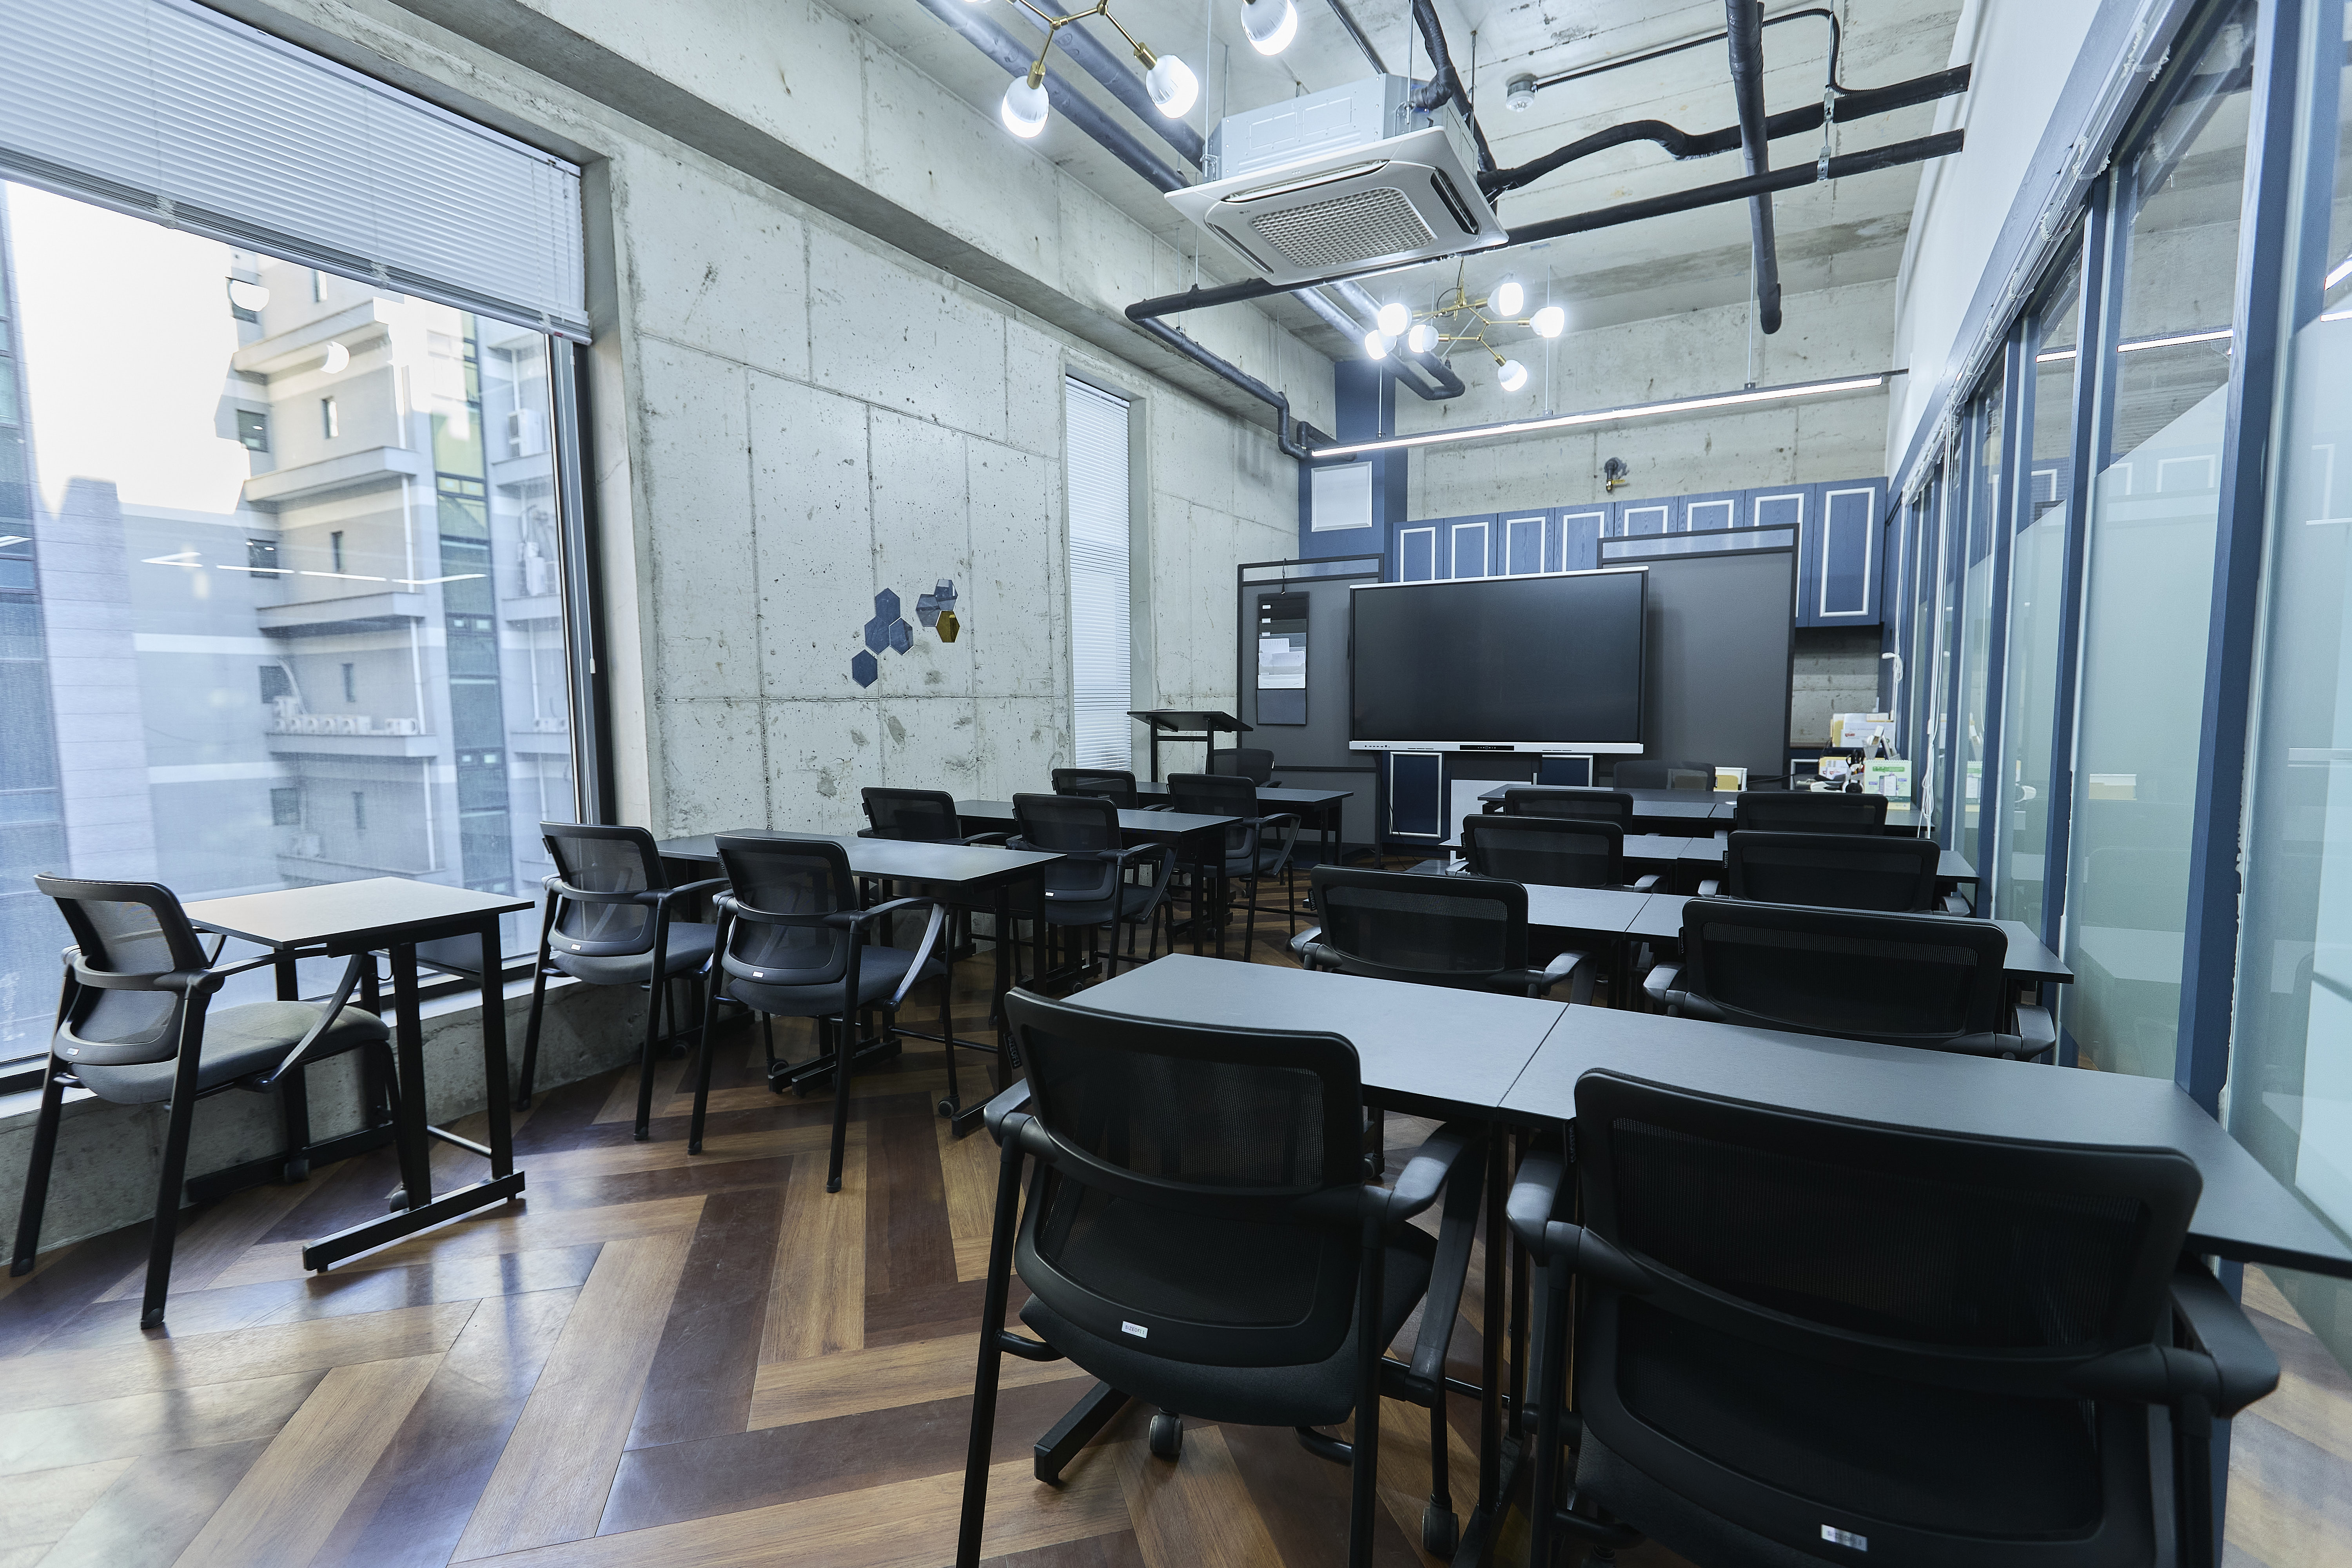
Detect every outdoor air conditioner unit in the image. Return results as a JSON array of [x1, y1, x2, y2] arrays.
[[1167, 75, 1507, 286]]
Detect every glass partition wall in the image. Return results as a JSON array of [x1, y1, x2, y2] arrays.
[[0, 180, 582, 1056]]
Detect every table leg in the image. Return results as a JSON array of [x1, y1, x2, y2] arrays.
[[274, 956, 298, 1002], [477, 918, 515, 1182], [388, 944, 437, 1213], [1478, 1138, 1505, 1519]]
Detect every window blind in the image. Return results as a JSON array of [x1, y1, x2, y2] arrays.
[[1065, 378, 1133, 771], [0, 0, 588, 342]]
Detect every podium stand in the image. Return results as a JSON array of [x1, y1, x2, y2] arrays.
[[1128, 710, 1251, 781]]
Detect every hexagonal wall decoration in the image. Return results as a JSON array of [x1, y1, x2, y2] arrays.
[[936, 610, 960, 644], [850, 650, 878, 687], [863, 617, 889, 654], [888, 618, 913, 653]]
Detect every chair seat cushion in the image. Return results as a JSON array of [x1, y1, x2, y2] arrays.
[[1018, 1224, 1436, 1429], [551, 921, 717, 986], [72, 1002, 389, 1105], [728, 944, 944, 1018]]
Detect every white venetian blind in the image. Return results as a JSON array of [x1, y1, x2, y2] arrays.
[[0, 0, 588, 341], [1065, 378, 1134, 770]]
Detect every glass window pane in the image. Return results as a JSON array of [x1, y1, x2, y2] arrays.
[[2062, 3, 2257, 1078], [0, 180, 576, 1044], [1924, 473, 1959, 834], [1958, 384, 2004, 881], [1997, 252, 2085, 934], [2231, 0, 2352, 1376]]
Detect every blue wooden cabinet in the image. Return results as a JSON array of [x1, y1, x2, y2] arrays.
[[1800, 479, 1885, 627]]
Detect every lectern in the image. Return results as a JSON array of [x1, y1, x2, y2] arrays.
[[1127, 709, 1251, 781]]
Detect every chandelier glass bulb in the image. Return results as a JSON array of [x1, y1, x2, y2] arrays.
[[1492, 278, 1525, 318], [1145, 54, 1198, 116], [1497, 358, 1529, 393], [1363, 330, 1393, 360], [1530, 304, 1567, 338], [1375, 301, 1409, 336], [1001, 75, 1050, 138], [1241, 0, 1298, 54], [1406, 321, 1437, 354]]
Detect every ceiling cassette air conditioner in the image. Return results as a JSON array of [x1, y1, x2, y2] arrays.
[[1167, 74, 1506, 285]]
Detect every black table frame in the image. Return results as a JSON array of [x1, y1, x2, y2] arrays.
[[953, 801, 1242, 962], [1136, 780, 1354, 869], [182, 880, 532, 1274]]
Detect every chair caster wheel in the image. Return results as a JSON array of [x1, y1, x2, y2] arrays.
[[937, 1099, 958, 1119], [1149, 1411, 1183, 1459], [1422, 1505, 1458, 1557]]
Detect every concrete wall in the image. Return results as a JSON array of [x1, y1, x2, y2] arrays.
[[1791, 627, 1889, 746], [1400, 279, 1896, 520]]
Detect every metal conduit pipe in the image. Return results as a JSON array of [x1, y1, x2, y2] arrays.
[[1134, 318, 1318, 459], [1020, 0, 1206, 166], [1330, 278, 1468, 398], [1724, 0, 1783, 334], [911, 0, 1185, 193]]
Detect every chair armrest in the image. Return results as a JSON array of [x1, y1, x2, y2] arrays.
[[545, 877, 659, 908], [1696, 878, 1720, 897], [1289, 927, 1323, 966], [825, 895, 936, 929], [960, 832, 1011, 846], [2016, 1003, 2058, 1056], [1941, 891, 1973, 915], [983, 1078, 1033, 1144], [2172, 1262, 2281, 1418], [655, 877, 728, 904], [1511, 949, 1595, 1004], [1642, 961, 1682, 1006], [1630, 873, 1661, 893], [254, 954, 370, 1087], [1369, 1120, 1483, 1224], [1504, 1147, 1648, 1290]]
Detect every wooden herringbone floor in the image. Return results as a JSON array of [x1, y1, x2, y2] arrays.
[[2, 879, 2348, 1568]]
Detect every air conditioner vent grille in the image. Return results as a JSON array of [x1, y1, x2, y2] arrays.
[[1249, 185, 1434, 270]]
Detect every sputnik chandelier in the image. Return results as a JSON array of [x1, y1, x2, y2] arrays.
[[977, 0, 1299, 140], [1363, 263, 1568, 392]]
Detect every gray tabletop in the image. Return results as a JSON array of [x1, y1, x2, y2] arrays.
[[1075, 953, 1564, 1119], [954, 799, 1238, 846], [1134, 782, 1353, 809], [657, 830, 1061, 889], [1404, 862, 1656, 935], [1503, 1005, 2352, 1279], [1477, 784, 1729, 822], [184, 877, 533, 949]]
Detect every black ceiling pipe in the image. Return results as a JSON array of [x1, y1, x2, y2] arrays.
[[1725, 0, 1783, 334], [1020, 0, 1206, 166], [1132, 318, 1321, 458], [1123, 131, 1965, 321], [1406, 0, 1493, 169]]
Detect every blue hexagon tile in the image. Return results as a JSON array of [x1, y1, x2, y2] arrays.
[[889, 618, 913, 653], [850, 650, 878, 687]]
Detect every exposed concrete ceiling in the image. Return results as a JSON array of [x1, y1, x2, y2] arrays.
[[847, 0, 1963, 363]]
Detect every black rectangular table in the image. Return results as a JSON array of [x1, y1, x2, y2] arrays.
[[955, 799, 1241, 958], [182, 877, 534, 1272], [656, 830, 1062, 1132], [1134, 781, 1354, 866], [1478, 783, 1732, 826], [1678, 831, 1978, 883]]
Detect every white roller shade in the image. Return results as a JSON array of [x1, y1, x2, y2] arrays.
[[1065, 378, 1133, 771], [0, 0, 588, 341]]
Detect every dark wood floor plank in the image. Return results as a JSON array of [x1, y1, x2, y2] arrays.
[[0, 1222, 151, 1359], [307, 1285, 579, 1568], [627, 1181, 789, 1448], [33, 1436, 273, 1568], [984, 1531, 1150, 1568], [864, 1108, 960, 1301], [0, 1370, 327, 1474]]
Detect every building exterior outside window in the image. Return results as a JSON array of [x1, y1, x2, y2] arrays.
[[0, 180, 578, 1060]]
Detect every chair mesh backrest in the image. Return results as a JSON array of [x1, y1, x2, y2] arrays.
[[1309, 867, 1527, 985], [1209, 747, 1276, 785], [1007, 991, 1367, 1367], [1052, 767, 1141, 809], [1732, 790, 1889, 835], [715, 835, 855, 987], [1723, 831, 1938, 911], [1504, 787, 1635, 828], [1683, 902, 2008, 1046], [543, 822, 667, 955], [36, 875, 208, 1062], [1462, 815, 1625, 888], [1167, 772, 1256, 857], [861, 788, 964, 843], [1015, 793, 1122, 898], [1576, 1071, 2196, 1357]]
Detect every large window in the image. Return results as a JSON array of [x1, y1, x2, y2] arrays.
[[1956, 380, 2004, 882], [2230, 0, 2352, 1365], [1996, 254, 2085, 934], [0, 181, 576, 1059], [2060, 2, 2256, 1078], [1065, 377, 1134, 771]]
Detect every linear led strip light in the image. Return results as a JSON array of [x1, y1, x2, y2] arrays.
[[1311, 373, 1888, 459]]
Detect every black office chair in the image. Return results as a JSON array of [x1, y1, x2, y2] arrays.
[[690, 834, 947, 1190], [955, 991, 1489, 1568], [860, 786, 988, 846], [1008, 793, 1174, 978], [1292, 867, 1594, 1003], [1050, 766, 1147, 810], [1612, 759, 1710, 789], [1461, 815, 1660, 893], [1702, 829, 1954, 912], [1501, 786, 1636, 829], [1508, 1072, 2279, 1568], [1644, 901, 2053, 1059], [1208, 746, 1280, 786], [13, 876, 393, 1326], [1732, 788, 1889, 835], [516, 822, 722, 1138], [1167, 770, 1300, 954]]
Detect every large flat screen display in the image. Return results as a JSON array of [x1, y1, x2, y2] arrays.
[[1349, 570, 1645, 751]]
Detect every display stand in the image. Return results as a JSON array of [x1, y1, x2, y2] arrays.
[[1128, 709, 1251, 781]]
